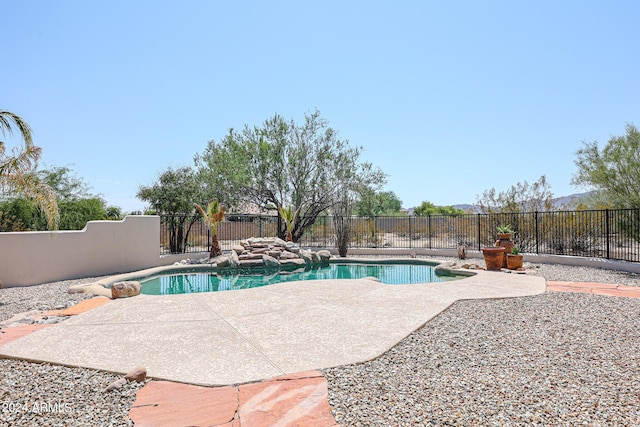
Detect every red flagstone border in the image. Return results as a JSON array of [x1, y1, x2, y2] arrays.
[[129, 371, 338, 427], [0, 324, 52, 346], [43, 296, 111, 316], [0, 297, 111, 348], [547, 281, 640, 298]]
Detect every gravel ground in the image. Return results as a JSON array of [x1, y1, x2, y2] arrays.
[[0, 260, 639, 426], [0, 277, 146, 426], [324, 258, 640, 426]]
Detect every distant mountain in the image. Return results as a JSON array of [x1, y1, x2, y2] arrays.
[[551, 192, 593, 209], [452, 203, 481, 213], [449, 192, 593, 213]]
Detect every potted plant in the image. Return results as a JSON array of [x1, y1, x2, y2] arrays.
[[481, 246, 505, 271], [495, 224, 515, 268], [496, 224, 514, 240], [507, 246, 524, 270]]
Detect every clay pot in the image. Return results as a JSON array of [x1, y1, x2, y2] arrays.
[[507, 254, 523, 270], [495, 234, 514, 268], [482, 247, 505, 271]]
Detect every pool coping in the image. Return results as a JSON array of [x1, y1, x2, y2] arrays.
[[70, 257, 475, 296]]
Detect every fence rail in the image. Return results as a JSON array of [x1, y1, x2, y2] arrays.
[[160, 209, 640, 263]]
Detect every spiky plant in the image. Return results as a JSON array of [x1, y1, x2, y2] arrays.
[[278, 204, 301, 242], [0, 110, 59, 230], [195, 199, 226, 258]]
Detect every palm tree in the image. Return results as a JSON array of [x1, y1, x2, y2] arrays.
[[278, 204, 300, 242], [0, 110, 59, 230], [195, 199, 226, 258]]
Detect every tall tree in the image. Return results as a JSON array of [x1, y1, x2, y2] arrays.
[[137, 166, 203, 253], [37, 165, 92, 201], [196, 110, 386, 241], [0, 110, 58, 229], [572, 123, 640, 208], [355, 190, 402, 217]]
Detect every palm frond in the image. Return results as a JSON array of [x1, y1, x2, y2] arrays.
[[0, 110, 34, 147], [9, 171, 59, 230]]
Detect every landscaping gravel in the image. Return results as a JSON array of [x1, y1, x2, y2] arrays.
[[324, 291, 640, 426], [1, 261, 639, 426]]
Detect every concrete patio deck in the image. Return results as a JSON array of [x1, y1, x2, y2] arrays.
[[0, 270, 545, 386]]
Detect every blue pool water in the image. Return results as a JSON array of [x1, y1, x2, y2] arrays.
[[139, 263, 459, 295]]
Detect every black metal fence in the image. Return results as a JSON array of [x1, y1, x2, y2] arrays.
[[160, 209, 640, 262]]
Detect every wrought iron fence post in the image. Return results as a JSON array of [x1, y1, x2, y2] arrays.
[[258, 214, 262, 238], [477, 213, 481, 251], [324, 216, 327, 247], [605, 209, 610, 259], [409, 215, 412, 249], [535, 211, 539, 254], [428, 215, 432, 249]]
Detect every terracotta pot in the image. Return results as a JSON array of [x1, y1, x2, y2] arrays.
[[495, 235, 514, 268], [507, 254, 523, 270], [482, 247, 505, 271]]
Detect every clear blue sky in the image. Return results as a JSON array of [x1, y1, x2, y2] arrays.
[[3, 1, 639, 212]]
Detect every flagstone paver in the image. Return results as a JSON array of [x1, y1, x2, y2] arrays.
[[547, 281, 640, 298], [128, 380, 239, 427], [238, 371, 338, 427], [128, 371, 337, 427], [43, 296, 111, 316], [0, 324, 51, 346]]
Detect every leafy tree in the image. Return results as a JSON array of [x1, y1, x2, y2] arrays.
[[137, 166, 202, 214], [195, 110, 386, 242], [58, 198, 108, 230], [572, 123, 640, 208], [0, 165, 113, 230], [475, 175, 554, 214], [38, 165, 92, 200], [105, 205, 123, 220], [355, 190, 402, 217], [0, 198, 37, 231], [137, 166, 203, 253], [0, 109, 58, 229], [413, 200, 466, 216], [195, 199, 226, 258], [332, 162, 385, 256], [475, 175, 554, 251]]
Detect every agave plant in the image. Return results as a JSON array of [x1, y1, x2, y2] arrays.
[[278, 204, 301, 242], [195, 199, 226, 258]]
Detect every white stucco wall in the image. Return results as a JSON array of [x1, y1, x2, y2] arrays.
[[0, 215, 161, 287]]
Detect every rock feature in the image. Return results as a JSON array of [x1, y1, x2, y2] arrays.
[[317, 250, 332, 261], [111, 281, 141, 299], [181, 237, 332, 272], [434, 260, 483, 275]]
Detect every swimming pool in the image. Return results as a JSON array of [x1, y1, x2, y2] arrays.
[[138, 263, 461, 295]]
